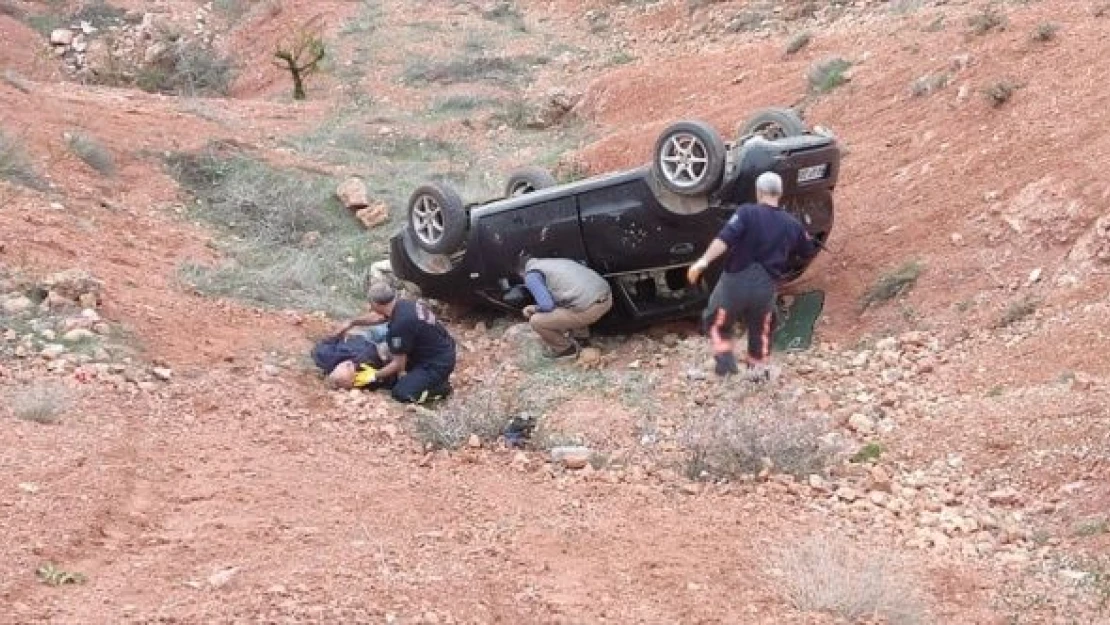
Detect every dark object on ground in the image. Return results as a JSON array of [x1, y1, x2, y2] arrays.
[[772, 290, 825, 352], [504, 413, 537, 447], [311, 335, 381, 373], [389, 107, 840, 329]]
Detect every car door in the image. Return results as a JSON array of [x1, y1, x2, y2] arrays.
[[577, 176, 726, 275], [471, 194, 589, 280]]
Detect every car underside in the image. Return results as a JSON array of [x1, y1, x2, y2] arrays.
[[388, 107, 841, 329]]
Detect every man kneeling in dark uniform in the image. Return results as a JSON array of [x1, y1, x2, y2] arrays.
[[328, 282, 456, 404]]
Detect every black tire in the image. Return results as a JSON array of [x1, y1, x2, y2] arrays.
[[407, 181, 467, 255], [651, 120, 726, 197], [739, 107, 808, 141], [505, 166, 558, 197]]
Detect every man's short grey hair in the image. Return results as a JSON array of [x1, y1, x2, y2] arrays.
[[756, 171, 783, 197], [367, 281, 396, 305]]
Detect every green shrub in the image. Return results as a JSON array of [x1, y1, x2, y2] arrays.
[[481, 1, 526, 32], [166, 148, 371, 316], [998, 296, 1039, 327], [808, 57, 852, 93], [861, 261, 923, 309]]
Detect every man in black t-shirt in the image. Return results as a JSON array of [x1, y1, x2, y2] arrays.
[[331, 282, 456, 403], [686, 172, 818, 380]]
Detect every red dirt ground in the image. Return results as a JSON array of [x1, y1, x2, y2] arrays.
[[2, 0, 1109, 623]]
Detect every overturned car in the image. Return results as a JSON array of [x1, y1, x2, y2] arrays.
[[388, 107, 841, 328]]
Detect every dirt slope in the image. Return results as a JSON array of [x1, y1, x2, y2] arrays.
[[2, 0, 1109, 623]]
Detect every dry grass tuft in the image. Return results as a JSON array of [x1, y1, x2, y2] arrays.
[[1031, 22, 1059, 42], [968, 5, 1007, 35], [413, 368, 510, 449], [682, 387, 840, 480], [984, 80, 1018, 107], [10, 383, 71, 424], [784, 31, 811, 56], [66, 132, 116, 177], [770, 535, 926, 624]]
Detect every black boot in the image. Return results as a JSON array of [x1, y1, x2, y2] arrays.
[[714, 353, 739, 376]]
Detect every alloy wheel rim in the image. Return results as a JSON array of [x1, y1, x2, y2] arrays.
[[412, 195, 445, 245], [660, 132, 710, 189]]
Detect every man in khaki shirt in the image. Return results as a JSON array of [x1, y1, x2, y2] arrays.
[[517, 254, 612, 358]]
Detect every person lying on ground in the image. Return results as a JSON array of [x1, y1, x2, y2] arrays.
[[328, 282, 457, 404]]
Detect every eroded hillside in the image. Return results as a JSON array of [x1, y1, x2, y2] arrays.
[[2, 0, 1108, 623]]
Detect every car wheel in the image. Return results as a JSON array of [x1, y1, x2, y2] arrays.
[[739, 107, 808, 141], [505, 166, 557, 197], [407, 181, 467, 255], [651, 120, 726, 197]]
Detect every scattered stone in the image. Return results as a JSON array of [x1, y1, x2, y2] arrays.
[[847, 413, 875, 434], [1, 296, 33, 315], [207, 567, 238, 588], [355, 202, 389, 229], [551, 446, 592, 470], [868, 466, 893, 493], [42, 269, 102, 303], [151, 367, 173, 382], [336, 177, 369, 210], [467, 434, 482, 449], [987, 487, 1020, 506], [835, 486, 860, 502], [50, 29, 75, 46], [577, 347, 602, 368], [62, 329, 97, 343], [40, 344, 67, 359], [681, 482, 702, 495]]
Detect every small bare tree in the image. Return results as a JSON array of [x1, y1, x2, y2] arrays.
[[274, 22, 325, 101]]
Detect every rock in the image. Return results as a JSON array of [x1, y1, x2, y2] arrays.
[[50, 29, 74, 46], [62, 329, 96, 343], [847, 413, 875, 434], [40, 344, 67, 359], [869, 491, 889, 506], [42, 269, 102, 303], [354, 202, 389, 229], [369, 259, 394, 285], [835, 486, 860, 502], [511, 451, 531, 471], [467, 434, 482, 449], [807, 474, 827, 491], [987, 487, 1020, 506], [868, 466, 893, 492], [577, 347, 602, 368], [336, 177, 370, 210], [207, 567, 238, 588], [151, 367, 172, 381], [1, 296, 33, 315], [299, 231, 321, 248], [550, 446, 592, 470]]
